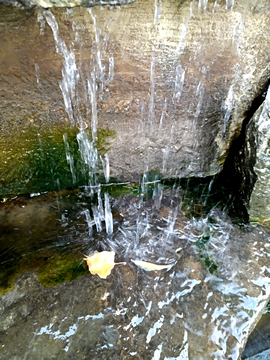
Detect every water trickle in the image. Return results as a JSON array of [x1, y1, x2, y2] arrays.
[[148, 56, 156, 135], [176, 4, 193, 54], [88, 8, 105, 93], [194, 79, 205, 123], [231, 13, 245, 56], [82, 208, 94, 235], [173, 65, 185, 103], [222, 63, 240, 136], [63, 133, 76, 184], [76, 130, 98, 182], [198, 0, 208, 11], [108, 56, 114, 81], [100, 153, 110, 183], [37, 10, 45, 35], [34, 63, 40, 87], [226, 0, 234, 11], [39, 8, 114, 233], [154, 0, 162, 25], [104, 192, 113, 235], [42, 10, 79, 126]]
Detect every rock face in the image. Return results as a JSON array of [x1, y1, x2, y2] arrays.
[[248, 87, 270, 222], [0, 0, 135, 9], [0, 1, 270, 193]]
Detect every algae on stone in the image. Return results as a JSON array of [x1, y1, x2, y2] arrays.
[[0, 126, 116, 197]]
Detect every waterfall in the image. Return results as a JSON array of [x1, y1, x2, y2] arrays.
[[39, 8, 113, 234]]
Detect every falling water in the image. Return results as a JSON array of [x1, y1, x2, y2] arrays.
[[38, 8, 114, 235], [198, 0, 208, 10], [63, 132, 77, 184], [226, 0, 234, 10], [173, 65, 185, 102], [147, 0, 161, 135]]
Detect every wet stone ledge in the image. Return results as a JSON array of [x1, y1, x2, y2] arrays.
[[1, 190, 270, 359]]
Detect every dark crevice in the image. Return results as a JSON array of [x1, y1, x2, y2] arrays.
[[211, 78, 270, 222], [161, 79, 270, 223]]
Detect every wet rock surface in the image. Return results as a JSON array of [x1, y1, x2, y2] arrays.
[[0, 0, 136, 9], [1, 190, 270, 359], [248, 87, 270, 224], [242, 313, 270, 359], [1, 1, 270, 194]]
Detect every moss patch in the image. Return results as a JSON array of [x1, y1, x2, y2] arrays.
[[37, 256, 88, 287], [0, 253, 89, 294], [196, 233, 218, 274], [0, 125, 116, 197]]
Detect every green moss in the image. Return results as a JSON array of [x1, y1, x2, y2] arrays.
[[203, 256, 218, 274], [0, 251, 89, 293], [195, 232, 218, 274], [265, 301, 270, 313], [96, 128, 116, 156], [0, 126, 116, 197], [0, 264, 19, 295], [104, 183, 139, 198], [37, 257, 88, 287], [196, 234, 210, 249]]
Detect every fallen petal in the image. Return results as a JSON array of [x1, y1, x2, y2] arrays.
[[84, 251, 116, 279], [131, 259, 173, 271]]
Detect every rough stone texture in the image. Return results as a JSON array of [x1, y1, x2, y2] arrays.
[[1, 1, 270, 186], [242, 313, 270, 359], [0, 0, 135, 9], [248, 87, 270, 222], [245, 349, 270, 360], [1, 192, 270, 359]]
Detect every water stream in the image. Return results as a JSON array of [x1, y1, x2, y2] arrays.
[[1, 1, 270, 360]]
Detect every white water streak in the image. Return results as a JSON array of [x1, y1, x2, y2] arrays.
[[63, 133, 76, 184], [43, 10, 79, 126], [226, 0, 234, 10], [105, 192, 113, 235], [108, 56, 114, 81], [198, 0, 208, 10], [147, 316, 164, 343], [173, 65, 185, 102], [176, 4, 193, 53]]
